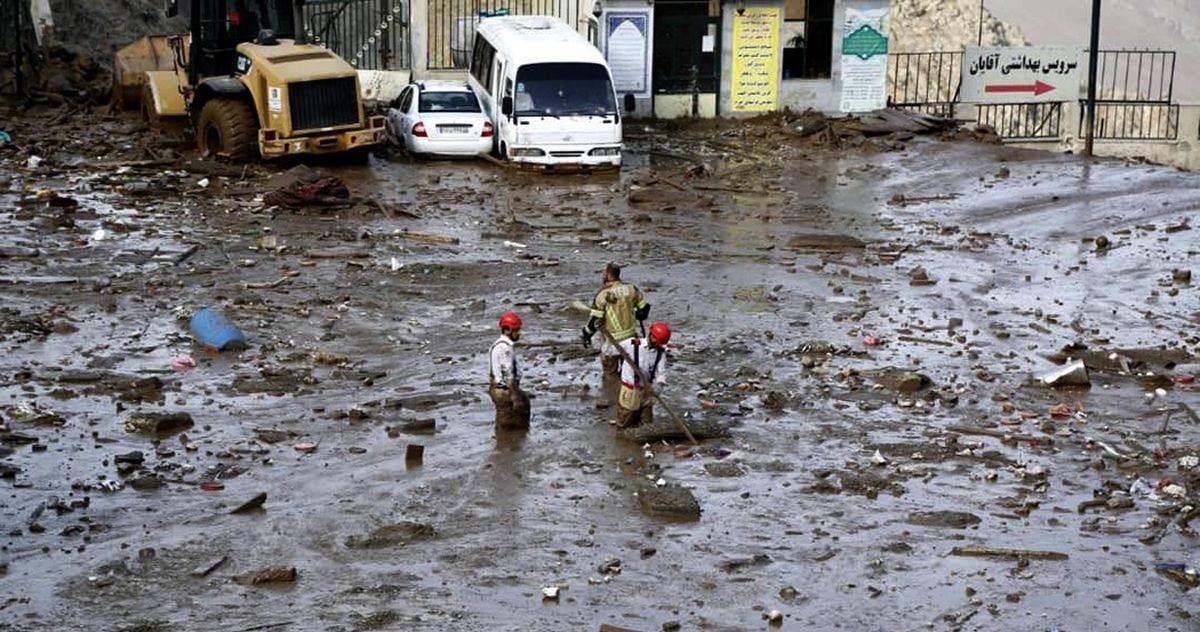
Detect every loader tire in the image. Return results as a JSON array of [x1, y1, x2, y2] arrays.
[[197, 98, 258, 161]]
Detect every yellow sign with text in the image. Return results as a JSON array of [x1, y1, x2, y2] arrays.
[[731, 7, 781, 112]]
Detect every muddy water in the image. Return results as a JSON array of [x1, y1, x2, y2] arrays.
[[1, 131, 1199, 632]]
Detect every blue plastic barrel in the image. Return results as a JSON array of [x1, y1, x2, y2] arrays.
[[190, 308, 248, 351]]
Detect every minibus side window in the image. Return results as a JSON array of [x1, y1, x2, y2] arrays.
[[471, 37, 485, 82], [481, 45, 495, 95]]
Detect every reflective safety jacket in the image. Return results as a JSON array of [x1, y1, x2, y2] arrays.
[[591, 280, 648, 343]]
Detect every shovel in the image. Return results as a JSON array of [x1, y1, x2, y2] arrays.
[[572, 301, 698, 445]]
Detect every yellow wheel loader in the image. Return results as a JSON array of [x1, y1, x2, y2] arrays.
[[114, 0, 384, 160]]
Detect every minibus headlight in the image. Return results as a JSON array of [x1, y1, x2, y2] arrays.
[[588, 147, 621, 157], [511, 148, 546, 157]]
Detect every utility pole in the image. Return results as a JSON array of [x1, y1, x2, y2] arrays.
[[977, 0, 984, 46], [1084, 0, 1102, 157]]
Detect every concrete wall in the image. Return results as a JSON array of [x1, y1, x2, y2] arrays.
[[656, 94, 718, 118], [359, 69, 412, 104]]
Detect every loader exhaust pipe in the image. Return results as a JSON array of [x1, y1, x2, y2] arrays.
[[293, 0, 307, 45]]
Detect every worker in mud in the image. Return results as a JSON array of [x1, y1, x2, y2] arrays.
[[581, 262, 650, 376], [616, 322, 671, 429], [489, 311, 530, 430]]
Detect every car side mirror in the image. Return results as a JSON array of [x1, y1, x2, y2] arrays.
[[165, 0, 178, 17], [623, 93, 635, 113], [501, 96, 513, 116]]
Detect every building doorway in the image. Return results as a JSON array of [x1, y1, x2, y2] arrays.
[[652, 0, 720, 117]]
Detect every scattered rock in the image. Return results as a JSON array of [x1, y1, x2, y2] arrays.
[[252, 428, 292, 444], [704, 462, 745, 478], [906, 511, 981, 529], [761, 390, 789, 411], [623, 418, 727, 443], [1039, 360, 1090, 388], [389, 418, 437, 435], [113, 451, 144, 465], [230, 492, 267, 514], [719, 553, 771, 573], [232, 566, 297, 585], [598, 558, 622, 575], [127, 475, 163, 491], [190, 556, 228, 577], [909, 266, 936, 286], [788, 234, 866, 251], [344, 522, 436, 549], [637, 482, 700, 520], [124, 412, 194, 434], [869, 368, 931, 393]]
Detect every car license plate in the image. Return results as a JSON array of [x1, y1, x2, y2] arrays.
[[438, 125, 470, 134]]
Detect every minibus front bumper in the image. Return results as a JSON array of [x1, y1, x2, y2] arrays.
[[507, 145, 622, 171]]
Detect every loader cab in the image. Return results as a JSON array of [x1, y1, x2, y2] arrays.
[[167, 0, 300, 81]]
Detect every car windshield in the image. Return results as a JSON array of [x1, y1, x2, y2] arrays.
[[418, 90, 482, 113], [513, 62, 617, 117]]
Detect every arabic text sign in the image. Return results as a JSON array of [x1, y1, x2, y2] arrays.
[[606, 12, 650, 95], [962, 46, 1081, 104], [731, 7, 780, 113], [839, 7, 889, 113]]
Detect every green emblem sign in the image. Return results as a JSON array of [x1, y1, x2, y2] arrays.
[[842, 24, 888, 61]]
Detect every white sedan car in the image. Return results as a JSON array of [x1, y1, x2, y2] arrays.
[[385, 80, 493, 158]]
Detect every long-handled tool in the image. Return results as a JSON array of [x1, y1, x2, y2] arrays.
[[572, 301, 698, 445]]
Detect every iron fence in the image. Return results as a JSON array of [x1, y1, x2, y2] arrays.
[[426, 0, 580, 70], [977, 102, 1063, 140], [0, 0, 33, 96], [887, 51, 962, 117], [1089, 49, 1175, 104], [304, 0, 411, 70], [1078, 102, 1178, 141]]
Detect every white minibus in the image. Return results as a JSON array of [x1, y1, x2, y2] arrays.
[[467, 15, 633, 170]]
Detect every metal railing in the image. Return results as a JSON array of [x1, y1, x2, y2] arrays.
[[1090, 49, 1175, 104], [1078, 102, 1178, 141], [977, 102, 1063, 140], [304, 0, 411, 70], [426, 0, 580, 70], [887, 51, 962, 117], [0, 0, 32, 96]]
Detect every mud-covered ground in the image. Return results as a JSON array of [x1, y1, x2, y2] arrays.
[[1, 105, 1198, 632]]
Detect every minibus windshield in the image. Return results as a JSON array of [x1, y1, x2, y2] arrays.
[[513, 63, 617, 117]]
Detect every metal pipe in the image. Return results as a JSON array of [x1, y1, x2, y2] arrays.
[[1084, 0, 1102, 157], [15, 0, 24, 99], [977, 0, 984, 46], [293, 0, 307, 44]]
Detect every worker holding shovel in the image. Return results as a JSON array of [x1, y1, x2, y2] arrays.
[[616, 322, 671, 429]]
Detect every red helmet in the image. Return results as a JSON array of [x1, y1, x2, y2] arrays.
[[649, 321, 671, 345], [499, 311, 522, 332]]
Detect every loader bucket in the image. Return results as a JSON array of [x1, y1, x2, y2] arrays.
[[112, 34, 190, 110]]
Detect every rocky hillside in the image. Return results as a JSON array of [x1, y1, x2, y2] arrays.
[[47, 0, 184, 56], [890, 0, 1029, 52]]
